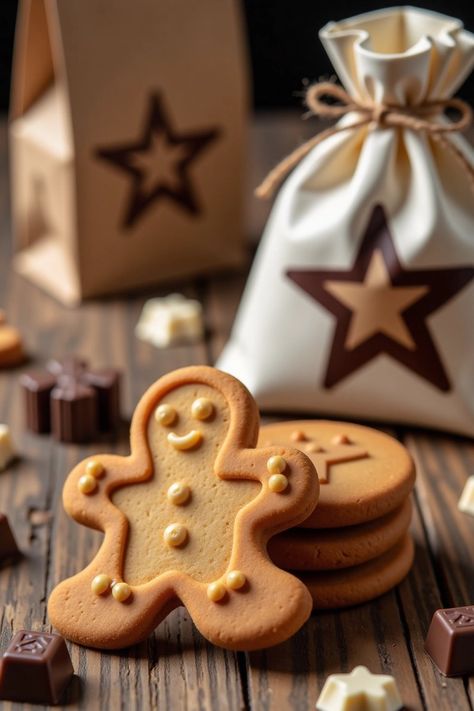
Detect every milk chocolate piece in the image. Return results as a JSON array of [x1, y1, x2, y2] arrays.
[[425, 606, 474, 676], [0, 630, 74, 704], [0, 513, 19, 562], [20, 357, 121, 443]]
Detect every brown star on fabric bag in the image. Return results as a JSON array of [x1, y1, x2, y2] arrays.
[[287, 205, 474, 391]]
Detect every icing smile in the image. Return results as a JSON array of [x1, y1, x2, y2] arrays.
[[167, 430, 203, 450]]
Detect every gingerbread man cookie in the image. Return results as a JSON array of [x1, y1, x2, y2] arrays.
[[48, 366, 319, 650]]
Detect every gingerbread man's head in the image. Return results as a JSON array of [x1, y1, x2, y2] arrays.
[[48, 366, 319, 650]]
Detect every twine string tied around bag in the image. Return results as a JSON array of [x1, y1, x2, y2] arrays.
[[255, 81, 474, 199]]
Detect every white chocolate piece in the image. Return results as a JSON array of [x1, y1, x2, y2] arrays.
[[167, 482, 191, 506], [91, 574, 112, 595], [207, 581, 226, 602], [0, 425, 15, 472], [267, 455, 287, 474], [111, 581, 132, 602], [226, 570, 246, 590], [135, 294, 204, 348], [78, 474, 97, 495], [316, 666, 402, 711], [268, 474, 288, 493], [458, 476, 474, 517], [86, 460, 105, 479], [167, 430, 202, 451], [191, 397, 214, 421], [155, 404, 177, 426], [163, 523, 188, 547]]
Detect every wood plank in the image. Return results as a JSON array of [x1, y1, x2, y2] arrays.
[[404, 431, 474, 707], [0, 211, 245, 711]]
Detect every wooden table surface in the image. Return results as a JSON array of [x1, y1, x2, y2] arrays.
[[0, 114, 473, 711]]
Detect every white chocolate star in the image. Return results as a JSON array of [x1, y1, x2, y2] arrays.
[[316, 665, 402, 711], [458, 476, 474, 517], [325, 250, 428, 350]]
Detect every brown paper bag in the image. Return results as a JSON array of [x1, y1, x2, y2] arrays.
[[9, 0, 248, 305]]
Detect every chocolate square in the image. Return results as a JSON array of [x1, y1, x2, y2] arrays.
[[0, 630, 74, 704], [425, 606, 474, 676]]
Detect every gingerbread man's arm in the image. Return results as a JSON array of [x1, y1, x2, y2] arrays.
[[62, 450, 152, 532], [216, 444, 319, 534]]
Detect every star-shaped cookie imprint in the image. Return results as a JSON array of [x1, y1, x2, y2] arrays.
[[287, 204, 474, 391], [96, 93, 219, 229]]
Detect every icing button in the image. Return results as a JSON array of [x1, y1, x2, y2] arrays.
[[331, 433, 351, 445], [86, 460, 105, 479], [111, 581, 132, 602], [267, 455, 287, 475], [207, 581, 226, 602], [191, 397, 214, 421], [268, 474, 289, 493], [155, 404, 177, 426], [167, 430, 202, 450], [78, 474, 97, 495], [226, 570, 246, 590], [164, 523, 188, 547], [91, 574, 112, 595], [167, 482, 191, 506]]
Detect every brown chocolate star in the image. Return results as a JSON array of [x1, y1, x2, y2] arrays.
[[287, 205, 474, 391], [96, 93, 219, 229]]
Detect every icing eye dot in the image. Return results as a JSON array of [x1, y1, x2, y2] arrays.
[[226, 570, 246, 590], [267, 455, 287, 475], [164, 523, 188, 547], [191, 397, 214, 421], [268, 474, 289, 493], [78, 474, 97, 495], [167, 482, 191, 506], [111, 581, 132, 602], [207, 581, 226, 602], [331, 433, 351, 445], [86, 460, 105, 479], [155, 404, 177, 426], [91, 574, 112, 595]]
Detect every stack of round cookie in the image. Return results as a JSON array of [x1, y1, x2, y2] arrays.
[[259, 421, 416, 609]]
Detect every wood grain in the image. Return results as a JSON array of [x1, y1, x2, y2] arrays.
[[0, 114, 473, 710]]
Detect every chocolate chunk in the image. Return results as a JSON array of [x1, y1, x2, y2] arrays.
[[19, 371, 56, 434], [0, 513, 19, 562], [20, 356, 121, 443], [425, 606, 474, 676], [0, 630, 74, 704]]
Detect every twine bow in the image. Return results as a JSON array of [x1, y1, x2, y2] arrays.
[[255, 81, 474, 199]]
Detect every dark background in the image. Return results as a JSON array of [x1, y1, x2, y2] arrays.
[[1, 0, 473, 112]]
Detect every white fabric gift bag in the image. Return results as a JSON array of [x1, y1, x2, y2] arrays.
[[218, 7, 474, 436]]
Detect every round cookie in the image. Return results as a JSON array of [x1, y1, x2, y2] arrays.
[[299, 534, 414, 609], [0, 311, 24, 368], [268, 498, 412, 571], [259, 420, 415, 528]]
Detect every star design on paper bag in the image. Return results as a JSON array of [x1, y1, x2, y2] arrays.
[[95, 93, 219, 229], [287, 204, 474, 391]]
